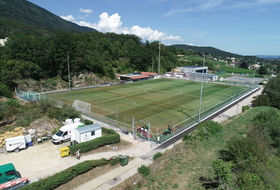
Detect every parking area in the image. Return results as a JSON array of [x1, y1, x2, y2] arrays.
[[0, 133, 152, 183]]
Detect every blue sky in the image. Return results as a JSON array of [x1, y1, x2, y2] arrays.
[[27, 0, 280, 56]]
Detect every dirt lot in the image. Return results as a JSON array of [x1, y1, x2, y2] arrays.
[[0, 132, 152, 183]]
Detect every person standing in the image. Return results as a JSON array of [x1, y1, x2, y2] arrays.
[[75, 149, 81, 160]]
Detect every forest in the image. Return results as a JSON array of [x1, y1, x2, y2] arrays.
[[0, 30, 186, 95]]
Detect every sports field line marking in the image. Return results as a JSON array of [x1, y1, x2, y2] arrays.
[[144, 88, 183, 95], [95, 94, 137, 105], [183, 89, 235, 113], [137, 111, 166, 123]]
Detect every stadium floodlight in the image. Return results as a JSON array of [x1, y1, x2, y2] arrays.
[[67, 52, 71, 91], [198, 54, 205, 122], [158, 39, 161, 75]]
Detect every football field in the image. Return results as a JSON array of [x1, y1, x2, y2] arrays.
[[48, 78, 250, 134]]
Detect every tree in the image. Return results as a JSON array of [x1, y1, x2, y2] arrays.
[[239, 61, 249, 69], [262, 74, 280, 109], [251, 94, 270, 107], [258, 65, 269, 76]]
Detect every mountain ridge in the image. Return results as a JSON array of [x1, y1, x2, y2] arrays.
[[0, 0, 95, 33]]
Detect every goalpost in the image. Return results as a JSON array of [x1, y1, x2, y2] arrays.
[[73, 100, 91, 113]]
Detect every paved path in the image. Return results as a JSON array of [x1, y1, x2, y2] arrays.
[[73, 86, 263, 190]]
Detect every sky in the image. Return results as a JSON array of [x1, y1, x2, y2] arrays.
[[27, 0, 280, 56]]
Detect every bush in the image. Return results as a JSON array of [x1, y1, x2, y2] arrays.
[[6, 99, 21, 108], [69, 128, 120, 155], [21, 159, 110, 190], [111, 157, 121, 166], [138, 165, 150, 177], [153, 152, 163, 161], [83, 119, 93, 125], [196, 121, 223, 141], [0, 83, 13, 98], [242, 105, 250, 113]]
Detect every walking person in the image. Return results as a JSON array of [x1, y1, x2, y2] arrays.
[[75, 149, 81, 160]]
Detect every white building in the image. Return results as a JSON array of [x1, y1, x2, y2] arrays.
[[176, 66, 208, 74], [0, 37, 8, 46]]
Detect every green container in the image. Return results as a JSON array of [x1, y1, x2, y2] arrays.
[[120, 155, 129, 166]]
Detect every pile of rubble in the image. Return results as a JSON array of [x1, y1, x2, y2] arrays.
[[0, 117, 60, 148], [0, 127, 25, 148]]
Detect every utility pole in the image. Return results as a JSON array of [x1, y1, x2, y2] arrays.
[[152, 56, 154, 73], [67, 52, 71, 91]]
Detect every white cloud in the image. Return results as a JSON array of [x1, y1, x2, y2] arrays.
[[164, 0, 280, 16], [79, 8, 93, 14], [60, 15, 76, 21], [75, 12, 183, 42], [166, 35, 183, 41]]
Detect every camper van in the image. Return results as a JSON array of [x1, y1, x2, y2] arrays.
[[51, 118, 84, 145]]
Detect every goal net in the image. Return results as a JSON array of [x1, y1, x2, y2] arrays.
[[73, 100, 91, 113]]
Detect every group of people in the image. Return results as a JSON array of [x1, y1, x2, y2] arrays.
[[137, 125, 149, 133]]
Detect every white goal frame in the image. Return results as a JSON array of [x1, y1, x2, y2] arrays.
[[73, 100, 91, 113]]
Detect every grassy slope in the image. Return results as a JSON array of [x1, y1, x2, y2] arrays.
[[112, 106, 276, 190]]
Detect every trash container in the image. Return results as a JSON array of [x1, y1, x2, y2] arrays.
[[120, 155, 129, 166], [60, 147, 70, 158]]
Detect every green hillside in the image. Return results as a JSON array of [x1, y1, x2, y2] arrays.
[[0, 0, 95, 33], [173, 44, 255, 60]]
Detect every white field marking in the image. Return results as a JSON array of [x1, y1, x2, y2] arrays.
[[137, 111, 166, 123], [95, 94, 137, 105], [144, 88, 183, 95]]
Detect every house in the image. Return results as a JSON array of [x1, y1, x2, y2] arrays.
[[229, 62, 238, 67], [249, 64, 261, 70], [0, 37, 8, 46]]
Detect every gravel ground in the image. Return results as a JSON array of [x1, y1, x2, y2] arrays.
[[0, 133, 152, 183]]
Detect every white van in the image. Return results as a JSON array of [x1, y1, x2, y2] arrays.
[[5, 134, 31, 152], [51, 118, 84, 145]]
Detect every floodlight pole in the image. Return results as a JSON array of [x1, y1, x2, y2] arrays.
[[198, 54, 205, 122], [252, 56, 257, 90], [158, 40, 160, 75], [67, 52, 71, 91]]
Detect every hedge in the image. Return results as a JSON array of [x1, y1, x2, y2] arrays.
[[69, 127, 120, 155], [21, 159, 110, 190]]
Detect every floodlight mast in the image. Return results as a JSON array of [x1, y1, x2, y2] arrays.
[[67, 52, 71, 91], [198, 54, 205, 122], [158, 40, 160, 75], [252, 56, 257, 90]]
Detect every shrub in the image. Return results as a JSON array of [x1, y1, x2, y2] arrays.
[[138, 165, 150, 177], [21, 159, 110, 190], [153, 152, 163, 161], [0, 83, 13, 98], [111, 157, 121, 166], [6, 99, 21, 108], [69, 128, 120, 155], [83, 119, 93, 125], [242, 105, 250, 113], [182, 134, 192, 141], [196, 121, 223, 141]]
